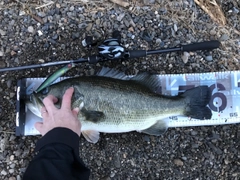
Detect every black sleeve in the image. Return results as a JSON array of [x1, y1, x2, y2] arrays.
[[23, 127, 90, 180]]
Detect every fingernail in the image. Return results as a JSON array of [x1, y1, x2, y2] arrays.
[[68, 87, 73, 91]]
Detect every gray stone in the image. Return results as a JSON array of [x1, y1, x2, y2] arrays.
[[156, 38, 161, 44], [205, 55, 213, 61], [143, 0, 155, 4], [7, 79, 12, 88], [8, 177, 16, 180], [96, 160, 101, 166], [110, 172, 115, 178], [0, 29, 6, 36], [1, 170, 7, 175], [0, 61, 5, 68], [173, 159, 183, 166], [26, 37, 33, 44], [10, 163, 16, 169], [191, 130, 198, 136], [182, 51, 190, 63], [37, 12, 46, 17], [174, 24, 178, 32], [69, 6, 75, 11], [114, 154, 121, 168], [117, 13, 125, 21], [9, 169, 14, 173], [219, 34, 229, 41], [27, 26, 34, 33]]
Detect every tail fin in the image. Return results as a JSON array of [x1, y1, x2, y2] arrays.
[[182, 86, 212, 120]]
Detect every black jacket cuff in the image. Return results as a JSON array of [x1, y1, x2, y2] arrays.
[[35, 127, 80, 153]]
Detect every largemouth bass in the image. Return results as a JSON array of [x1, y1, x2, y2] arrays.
[[26, 68, 212, 143]]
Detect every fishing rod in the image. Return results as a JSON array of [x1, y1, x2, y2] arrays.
[[0, 34, 220, 72]]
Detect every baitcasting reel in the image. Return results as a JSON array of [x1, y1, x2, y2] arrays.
[[98, 38, 125, 60]]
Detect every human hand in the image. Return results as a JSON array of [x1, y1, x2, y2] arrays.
[[34, 87, 81, 136]]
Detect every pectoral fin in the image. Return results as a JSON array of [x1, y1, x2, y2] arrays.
[[82, 130, 100, 143], [81, 108, 105, 122], [140, 120, 168, 136]]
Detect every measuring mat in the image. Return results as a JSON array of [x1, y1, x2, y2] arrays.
[[16, 71, 240, 136]]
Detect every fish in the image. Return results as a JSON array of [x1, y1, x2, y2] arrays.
[[26, 68, 212, 143]]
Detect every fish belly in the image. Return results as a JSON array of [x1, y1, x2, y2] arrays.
[[80, 110, 182, 133]]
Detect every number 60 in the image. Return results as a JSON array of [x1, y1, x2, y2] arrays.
[[208, 83, 227, 112]]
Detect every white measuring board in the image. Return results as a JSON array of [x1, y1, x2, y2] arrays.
[[16, 71, 240, 136]]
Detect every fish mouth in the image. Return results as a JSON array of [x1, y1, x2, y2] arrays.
[[26, 93, 43, 118]]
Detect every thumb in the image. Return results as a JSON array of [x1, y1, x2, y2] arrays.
[[34, 122, 44, 135], [72, 107, 80, 118]]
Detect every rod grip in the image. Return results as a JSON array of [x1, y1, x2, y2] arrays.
[[127, 50, 147, 59], [181, 40, 221, 52]]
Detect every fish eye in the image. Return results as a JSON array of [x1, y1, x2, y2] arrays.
[[41, 87, 49, 95]]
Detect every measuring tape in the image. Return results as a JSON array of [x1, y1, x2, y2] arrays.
[[16, 71, 240, 136]]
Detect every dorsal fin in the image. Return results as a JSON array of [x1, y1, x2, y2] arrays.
[[96, 67, 130, 80], [97, 67, 161, 93], [130, 72, 161, 93]]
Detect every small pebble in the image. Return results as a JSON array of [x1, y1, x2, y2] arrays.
[[26, 37, 33, 44], [96, 160, 101, 166], [174, 24, 178, 32], [0, 29, 6, 36], [117, 13, 125, 21], [82, 39, 87, 47], [37, 30, 43, 36], [10, 164, 15, 169], [19, 10, 26, 16], [86, 23, 92, 31], [210, 29, 217, 35], [1, 170, 7, 176], [27, 26, 34, 33], [205, 55, 213, 61], [143, 135, 150, 142], [143, 0, 155, 4], [182, 52, 190, 63], [156, 38, 161, 44], [69, 6, 75, 11], [191, 130, 198, 136], [181, 156, 187, 161], [7, 79, 12, 88], [10, 155, 14, 161], [9, 169, 14, 174], [37, 12, 46, 17], [173, 159, 184, 166], [219, 34, 229, 41], [110, 172, 115, 178], [9, 177, 16, 180]]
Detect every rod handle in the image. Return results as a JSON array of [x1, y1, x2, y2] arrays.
[[181, 40, 221, 52], [127, 50, 147, 59]]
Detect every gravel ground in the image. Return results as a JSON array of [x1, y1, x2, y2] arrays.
[[0, 0, 240, 179]]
